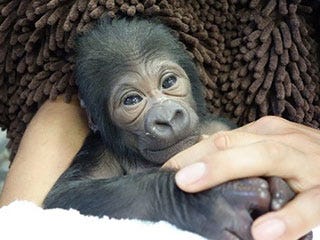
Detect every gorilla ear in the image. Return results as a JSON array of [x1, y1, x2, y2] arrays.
[[79, 98, 99, 132]]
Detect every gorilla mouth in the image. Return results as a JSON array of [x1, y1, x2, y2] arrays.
[[141, 135, 200, 164]]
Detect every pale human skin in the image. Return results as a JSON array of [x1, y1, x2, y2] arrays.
[[0, 95, 89, 206], [0, 96, 318, 240], [164, 116, 320, 240]]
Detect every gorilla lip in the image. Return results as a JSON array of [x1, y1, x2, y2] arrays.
[[142, 134, 200, 163]]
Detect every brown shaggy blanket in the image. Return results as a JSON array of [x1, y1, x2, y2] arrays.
[[0, 0, 319, 159]]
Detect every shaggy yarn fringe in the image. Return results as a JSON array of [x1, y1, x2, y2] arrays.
[[0, 0, 319, 160]]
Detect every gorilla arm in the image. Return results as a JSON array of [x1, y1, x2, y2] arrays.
[[44, 132, 271, 240]]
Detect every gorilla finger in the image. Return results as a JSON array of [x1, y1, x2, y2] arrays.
[[252, 187, 320, 240], [221, 178, 270, 214], [208, 203, 254, 240], [228, 210, 254, 240], [299, 231, 313, 240], [212, 230, 244, 240], [268, 177, 295, 210]]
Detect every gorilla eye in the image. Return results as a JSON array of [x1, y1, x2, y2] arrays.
[[162, 75, 177, 89], [123, 94, 143, 106]]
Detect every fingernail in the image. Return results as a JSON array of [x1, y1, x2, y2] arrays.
[[252, 218, 286, 240], [175, 162, 206, 186]]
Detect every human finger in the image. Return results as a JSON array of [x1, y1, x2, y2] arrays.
[[251, 186, 320, 240], [236, 116, 319, 138], [174, 140, 311, 193], [210, 130, 320, 192], [163, 131, 268, 170], [162, 136, 220, 170], [165, 116, 320, 171], [213, 130, 320, 156]]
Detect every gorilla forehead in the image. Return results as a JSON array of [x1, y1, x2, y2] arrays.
[[76, 18, 186, 68], [75, 18, 193, 109]]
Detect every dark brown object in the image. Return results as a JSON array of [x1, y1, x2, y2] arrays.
[[0, 0, 319, 160]]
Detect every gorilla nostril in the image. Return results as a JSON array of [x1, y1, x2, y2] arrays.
[[152, 120, 172, 137], [155, 120, 170, 127], [175, 109, 183, 117], [154, 109, 185, 127], [172, 109, 185, 122]]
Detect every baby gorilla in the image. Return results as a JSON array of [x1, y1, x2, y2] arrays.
[[44, 18, 306, 239]]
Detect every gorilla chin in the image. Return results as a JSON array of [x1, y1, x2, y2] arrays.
[[141, 134, 200, 164]]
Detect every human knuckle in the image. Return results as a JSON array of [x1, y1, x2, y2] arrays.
[[211, 131, 231, 150], [255, 115, 287, 127]]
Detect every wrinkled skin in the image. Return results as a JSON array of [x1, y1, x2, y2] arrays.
[[44, 18, 312, 239]]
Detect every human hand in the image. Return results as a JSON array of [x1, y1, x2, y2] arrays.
[[163, 116, 320, 240]]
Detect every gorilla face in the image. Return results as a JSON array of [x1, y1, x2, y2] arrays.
[[108, 58, 200, 164]]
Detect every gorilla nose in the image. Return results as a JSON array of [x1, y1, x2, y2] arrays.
[[145, 101, 189, 139]]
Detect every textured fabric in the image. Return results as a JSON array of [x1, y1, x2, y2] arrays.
[[0, 0, 319, 160], [0, 201, 205, 239]]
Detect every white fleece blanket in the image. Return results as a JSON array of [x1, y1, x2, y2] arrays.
[[0, 201, 319, 240]]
